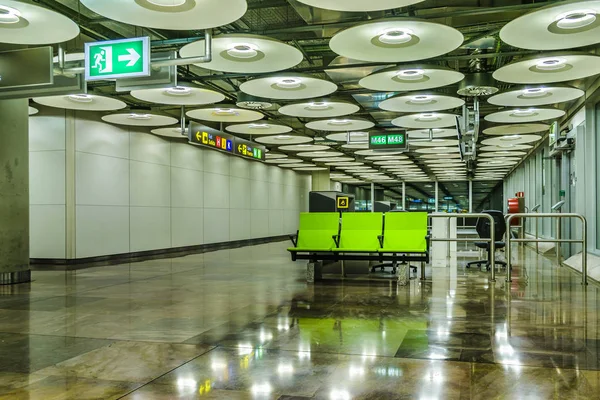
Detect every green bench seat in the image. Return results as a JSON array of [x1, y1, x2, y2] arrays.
[[334, 213, 383, 253], [288, 212, 340, 260], [378, 212, 429, 254]]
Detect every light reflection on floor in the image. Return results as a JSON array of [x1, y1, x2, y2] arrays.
[[0, 242, 599, 399]]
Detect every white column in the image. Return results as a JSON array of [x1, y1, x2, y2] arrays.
[[402, 181, 406, 211], [434, 181, 439, 212], [469, 180, 473, 213], [370, 182, 375, 212]]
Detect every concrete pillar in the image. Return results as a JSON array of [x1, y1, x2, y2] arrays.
[[402, 181, 406, 211], [0, 99, 31, 284], [434, 181, 439, 213], [469, 180, 473, 213], [311, 168, 331, 191]]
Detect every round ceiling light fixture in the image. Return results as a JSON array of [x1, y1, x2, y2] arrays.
[[276, 78, 302, 89], [294, 0, 425, 12], [493, 53, 600, 84], [378, 28, 413, 45], [521, 88, 547, 98], [131, 86, 225, 106], [226, 43, 259, 59], [67, 94, 93, 103], [236, 93, 273, 110], [187, 106, 264, 123], [279, 100, 359, 118], [360, 65, 465, 92], [33, 94, 127, 111], [165, 86, 193, 96], [556, 9, 597, 30], [535, 57, 568, 71], [488, 85, 583, 107], [0, 5, 21, 24], [241, 75, 337, 100], [396, 69, 425, 81], [80, 0, 247, 30]]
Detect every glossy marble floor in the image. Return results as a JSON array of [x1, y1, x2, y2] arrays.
[[1, 242, 600, 399]]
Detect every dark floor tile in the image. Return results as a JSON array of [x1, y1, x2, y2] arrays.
[[4, 296, 105, 312]]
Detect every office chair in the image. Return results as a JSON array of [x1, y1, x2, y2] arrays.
[[466, 210, 507, 271]]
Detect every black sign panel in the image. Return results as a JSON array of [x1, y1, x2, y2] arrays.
[[0, 47, 53, 89], [188, 122, 265, 162]]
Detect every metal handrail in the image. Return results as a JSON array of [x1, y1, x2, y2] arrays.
[[505, 213, 588, 285], [429, 213, 497, 282]]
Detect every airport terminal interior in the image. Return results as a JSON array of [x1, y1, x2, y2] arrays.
[[2, 0, 600, 399]]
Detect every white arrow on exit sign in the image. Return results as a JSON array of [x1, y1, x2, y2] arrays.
[[118, 48, 141, 67]]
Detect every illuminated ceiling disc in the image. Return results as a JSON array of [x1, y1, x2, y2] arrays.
[[295, 0, 424, 12], [130, 86, 225, 106], [493, 53, 600, 84], [294, 167, 329, 172], [240, 75, 338, 100], [278, 100, 359, 118], [326, 131, 370, 142], [297, 151, 345, 158], [318, 158, 357, 164], [479, 151, 527, 158], [180, 34, 303, 73], [365, 155, 408, 160], [186, 106, 263, 123], [330, 19, 463, 63], [419, 153, 461, 159], [28, 106, 38, 116], [488, 85, 584, 107], [226, 123, 292, 135], [410, 139, 459, 147], [373, 160, 414, 165], [480, 144, 533, 152], [33, 94, 127, 111], [255, 135, 312, 145], [0, 0, 79, 44], [380, 93, 465, 113], [415, 147, 458, 154], [484, 108, 565, 123], [102, 112, 178, 127], [279, 163, 315, 168], [354, 150, 406, 156], [265, 158, 303, 164], [79, 0, 247, 30], [342, 143, 369, 150], [500, 1, 600, 50], [407, 128, 458, 139], [360, 65, 465, 92], [481, 134, 542, 146], [483, 124, 549, 135], [151, 127, 188, 138], [306, 118, 375, 132], [392, 113, 458, 129], [279, 144, 330, 152], [265, 153, 287, 159]]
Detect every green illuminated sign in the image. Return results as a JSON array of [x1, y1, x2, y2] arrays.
[[85, 37, 150, 81], [368, 132, 408, 150]]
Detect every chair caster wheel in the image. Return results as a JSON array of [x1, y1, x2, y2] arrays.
[[392, 268, 397, 275]]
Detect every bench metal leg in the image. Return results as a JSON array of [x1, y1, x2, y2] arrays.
[[420, 262, 426, 281]]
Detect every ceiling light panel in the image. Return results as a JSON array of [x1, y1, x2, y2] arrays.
[[180, 34, 303, 73], [306, 118, 375, 132], [484, 108, 565, 123], [151, 127, 188, 138], [186, 107, 263, 123], [488, 85, 584, 107], [493, 53, 600, 84], [407, 128, 458, 139], [0, 0, 79, 44], [483, 124, 549, 135], [33, 94, 126, 111], [255, 135, 312, 145], [130, 86, 225, 106], [380, 93, 465, 113], [360, 65, 465, 91], [481, 135, 542, 146], [80, 0, 246, 30], [278, 100, 359, 118], [392, 113, 458, 129], [278, 144, 330, 152], [226, 123, 292, 136], [102, 112, 178, 127], [500, 1, 600, 50], [330, 19, 463, 63], [240, 76, 337, 100]]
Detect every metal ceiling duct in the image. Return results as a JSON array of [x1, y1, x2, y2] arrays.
[[456, 72, 499, 97]]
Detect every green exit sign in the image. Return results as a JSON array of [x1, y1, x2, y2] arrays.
[[369, 132, 408, 150], [85, 37, 150, 81]]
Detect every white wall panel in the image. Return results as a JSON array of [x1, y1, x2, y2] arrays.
[[250, 179, 269, 210], [29, 151, 65, 205], [268, 183, 284, 210], [204, 172, 230, 209], [269, 210, 283, 236], [251, 210, 270, 238], [130, 131, 171, 165], [75, 114, 129, 159], [230, 177, 251, 210], [229, 209, 251, 241], [204, 150, 230, 176], [76, 152, 129, 206], [204, 209, 230, 244], [230, 156, 250, 179], [171, 142, 203, 171], [30, 205, 66, 259], [29, 111, 65, 152], [130, 161, 171, 207], [171, 167, 203, 209], [130, 207, 171, 251], [249, 161, 269, 182], [171, 208, 203, 247], [284, 210, 300, 233], [76, 205, 129, 258]]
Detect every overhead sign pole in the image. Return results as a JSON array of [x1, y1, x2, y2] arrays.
[[85, 37, 150, 81]]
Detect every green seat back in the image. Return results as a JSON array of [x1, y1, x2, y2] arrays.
[[382, 212, 428, 252], [296, 212, 340, 250], [338, 213, 383, 250]]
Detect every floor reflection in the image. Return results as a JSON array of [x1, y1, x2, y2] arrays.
[[0, 242, 599, 399]]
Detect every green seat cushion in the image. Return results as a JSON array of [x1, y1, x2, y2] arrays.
[[290, 212, 340, 252], [381, 212, 428, 253], [337, 213, 383, 252]]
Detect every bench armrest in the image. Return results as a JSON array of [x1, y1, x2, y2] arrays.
[[332, 234, 340, 248], [289, 230, 299, 247], [377, 235, 384, 248], [425, 234, 431, 253]]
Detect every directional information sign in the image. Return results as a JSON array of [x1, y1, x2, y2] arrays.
[[85, 37, 150, 81], [189, 122, 265, 162], [369, 131, 408, 151], [337, 197, 350, 209]]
